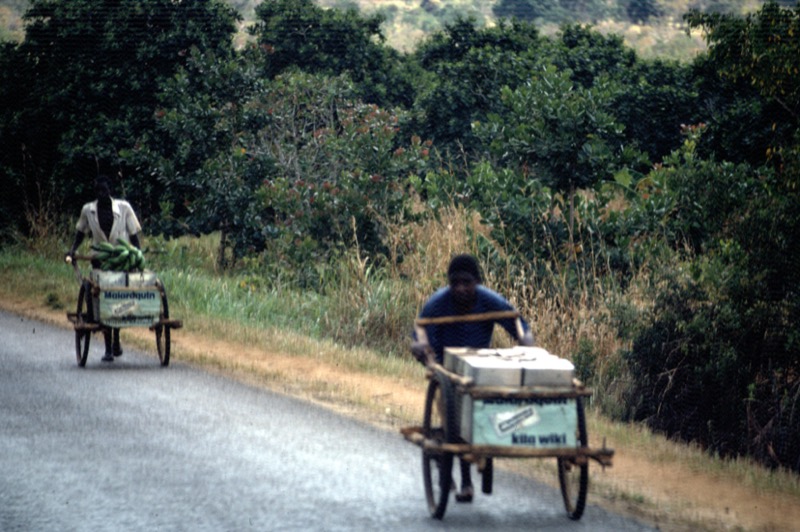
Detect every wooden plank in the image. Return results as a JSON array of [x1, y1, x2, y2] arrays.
[[467, 385, 593, 399], [400, 426, 614, 466], [415, 310, 519, 326]]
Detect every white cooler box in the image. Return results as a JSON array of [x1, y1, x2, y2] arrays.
[[445, 348, 522, 386], [444, 347, 577, 446], [444, 346, 575, 387]]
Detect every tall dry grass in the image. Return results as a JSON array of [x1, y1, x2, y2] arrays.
[[366, 206, 652, 415]]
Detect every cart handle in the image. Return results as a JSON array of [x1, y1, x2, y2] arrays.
[[413, 311, 527, 367], [414, 310, 520, 326], [65, 254, 93, 284]]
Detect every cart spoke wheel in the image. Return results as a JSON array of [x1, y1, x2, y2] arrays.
[[75, 331, 90, 367], [155, 326, 170, 366], [422, 451, 452, 519], [422, 373, 456, 519], [558, 397, 588, 520], [75, 282, 92, 367], [156, 286, 170, 366]]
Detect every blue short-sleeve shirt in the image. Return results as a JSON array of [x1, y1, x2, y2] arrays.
[[414, 285, 530, 362]]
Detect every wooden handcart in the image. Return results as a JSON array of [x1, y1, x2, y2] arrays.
[[402, 312, 614, 520], [65, 255, 182, 367]]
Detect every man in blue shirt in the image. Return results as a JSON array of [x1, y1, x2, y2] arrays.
[[412, 254, 534, 363], [411, 254, 534, 502]]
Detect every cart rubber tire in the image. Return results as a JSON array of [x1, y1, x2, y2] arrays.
[[155, 285, 170, 366], [75, 281, 92, 367], [558, 396, 589, 520], [481, 457, 493, 495], [422, 372, 456, 520]]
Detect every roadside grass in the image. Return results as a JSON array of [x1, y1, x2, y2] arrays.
[[596, 414, 800, 499], [0, 239, 419, 380]]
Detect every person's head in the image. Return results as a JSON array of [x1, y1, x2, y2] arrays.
[[447, 254, 481, 311], [94, 175, 112, 201]]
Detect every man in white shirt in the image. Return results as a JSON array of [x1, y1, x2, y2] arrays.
[[67, 175, 142, 361]]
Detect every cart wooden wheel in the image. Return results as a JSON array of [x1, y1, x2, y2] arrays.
[[558, 396, 589, 520], [422, 372, 456, 519], [75, 281, 92, 367], [155, 285, 171, 366]]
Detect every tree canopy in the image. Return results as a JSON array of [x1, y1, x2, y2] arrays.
[[249, 0, 414, 108], [0, 0, 239, 228]]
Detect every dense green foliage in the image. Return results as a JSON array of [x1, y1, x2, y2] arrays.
[[250, 0, 416, 108], [1, 0, 799, 472], [0, 0, 240, 237], [622, 4, 800, 470], [127, 43, 432, 275], [408, 18, 545, 157]]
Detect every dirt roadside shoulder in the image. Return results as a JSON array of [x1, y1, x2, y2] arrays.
[[3, 297, 798, 532]]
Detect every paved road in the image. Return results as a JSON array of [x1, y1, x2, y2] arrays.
[[0, 310, 656, 531]]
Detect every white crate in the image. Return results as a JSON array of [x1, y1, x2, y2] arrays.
[[521, 356, 575, 387], [445, 346, 574, 388], [458, 355, 523, 386], [443, 347, 496, 371], [445, 347, 524, 386]]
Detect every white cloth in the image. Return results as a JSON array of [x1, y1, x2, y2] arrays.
[[75, 198, 141, 246]]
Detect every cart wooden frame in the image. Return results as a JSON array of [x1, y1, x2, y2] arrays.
[[65, 255, 182, 367], [402, 312, 614, 521]]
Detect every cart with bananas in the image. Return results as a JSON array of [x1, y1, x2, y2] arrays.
[[65, 239, 182, 367]]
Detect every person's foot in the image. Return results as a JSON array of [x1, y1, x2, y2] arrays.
[[455, 484, 474, 503], [101, 352, 114, 362], [113, 345, 123, 357]]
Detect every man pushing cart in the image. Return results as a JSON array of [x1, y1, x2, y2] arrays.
[[405, 254, 613, 520], [65, 175, 181, 366]]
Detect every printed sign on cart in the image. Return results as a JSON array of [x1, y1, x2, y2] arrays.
[[464, 397, 578, 448], [97, 289, 161, 328]]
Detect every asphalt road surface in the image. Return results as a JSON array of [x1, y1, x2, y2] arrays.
[[0, 310, 656, 531]]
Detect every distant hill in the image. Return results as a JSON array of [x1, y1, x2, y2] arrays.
[[1, 0, 775, 59], [0, 0, 28, 41]]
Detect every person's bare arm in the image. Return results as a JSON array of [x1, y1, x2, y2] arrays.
[[66, 232, 86, 261]]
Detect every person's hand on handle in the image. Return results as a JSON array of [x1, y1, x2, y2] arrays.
[[411, 341, 434, 366], [518, 330, 535, 347]]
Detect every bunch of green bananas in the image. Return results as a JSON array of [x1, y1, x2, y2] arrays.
[[91, 239, 146, 272]]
